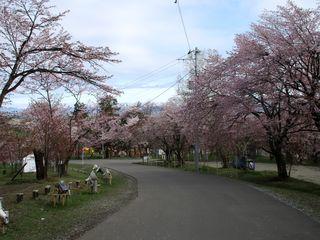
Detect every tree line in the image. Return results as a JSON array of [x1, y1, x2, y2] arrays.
[[1, 1, 320, 181]]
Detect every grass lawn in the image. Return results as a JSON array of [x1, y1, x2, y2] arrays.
[[141, 160, 320, 222], [0, 164, 135, 240]]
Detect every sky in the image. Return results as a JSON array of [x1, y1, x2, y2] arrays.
[[8, 0, 318, 109]]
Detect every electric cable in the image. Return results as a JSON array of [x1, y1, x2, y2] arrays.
[[142, 72, 190, 106], [175, 0, 192, 52], [118, 53, 188, 90]]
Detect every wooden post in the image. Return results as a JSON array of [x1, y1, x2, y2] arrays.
[[44, 185, 51, 195], [61, 194, 66, 206], [16, 193, 23, 203], [51, 194, 57, 207], [108, 175, 112, 185], [0, 219, 4, 234], [32, 190, 39, 199]]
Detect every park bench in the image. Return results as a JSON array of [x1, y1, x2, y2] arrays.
[[50, 193, 70, 207], [50, 181, 71, 207]]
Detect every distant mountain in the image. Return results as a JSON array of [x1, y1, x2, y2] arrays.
[[0, 107, 24, 114]]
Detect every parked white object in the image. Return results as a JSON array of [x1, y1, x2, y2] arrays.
[[23, 154, 36, 173], [0, 197, 9, 225], [143, 156, 149, 163], [86, 170, 98, 193], [93, 165, 112, 185]]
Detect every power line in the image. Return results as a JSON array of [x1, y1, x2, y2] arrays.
[[175, 0, 191, 52], [120, 61, 181, 90], [118, 53, 188, 90], [124, 72, 183, 90], [142, 72, 190, 106]]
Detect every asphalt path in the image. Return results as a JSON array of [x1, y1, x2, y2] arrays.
[[77, 159, 320, 240]]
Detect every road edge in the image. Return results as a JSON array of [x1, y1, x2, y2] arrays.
[[61, 168, 138, 240]]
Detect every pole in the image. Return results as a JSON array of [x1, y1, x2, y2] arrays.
[[81, 148, 84, 168], [194, 47, 201, 172]]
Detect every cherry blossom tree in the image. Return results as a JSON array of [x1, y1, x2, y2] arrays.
[[25, 99, 69, 179], [0, 0, 119, 108], [182, 51, 265, 168], [0, 113, 30, 168], [1, 112, 30, 160], [140, 101, 188, 166], [246, 1, 320, 132]]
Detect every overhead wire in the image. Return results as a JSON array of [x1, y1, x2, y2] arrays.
[[142, 72, 190, 106], [118, 53, 188, 90], [175, 0, 192, 52], [120, 62, 181, 90], [120, 1, 192, 107]]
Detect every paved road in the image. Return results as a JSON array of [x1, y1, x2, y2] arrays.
[[77, 159, 320, 240]]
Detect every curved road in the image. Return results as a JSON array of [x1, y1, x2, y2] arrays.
[[78, 159, 320, 240]]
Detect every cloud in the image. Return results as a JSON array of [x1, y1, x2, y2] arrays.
[[7, 0, 320, 108], [241, 0, 318, 14]]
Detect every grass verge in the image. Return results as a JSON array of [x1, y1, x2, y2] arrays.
[[0, 164, 137, 240], [139, 161, 320, 223]]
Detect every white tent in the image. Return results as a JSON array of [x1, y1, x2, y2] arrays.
[[23, 154, 36, 173]]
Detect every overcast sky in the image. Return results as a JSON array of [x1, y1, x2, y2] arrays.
[[9, 0, 318, 109]]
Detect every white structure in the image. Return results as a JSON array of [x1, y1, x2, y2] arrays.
[[93, 165, 112, 185], [23, 154, 36, 173], [0, 197, 9, 225], [158, 149, 166, 160], [86, 170, 98, 193]]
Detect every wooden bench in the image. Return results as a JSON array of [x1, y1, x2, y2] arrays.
[[50, 193, 70, 207]]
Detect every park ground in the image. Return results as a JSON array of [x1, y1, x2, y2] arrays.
[[1, 159, 319, 240], [0, 164, 137, 240]]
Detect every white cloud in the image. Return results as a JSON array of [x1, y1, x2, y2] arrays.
[[7, 0, 320, 108], [241, 0, 318, 14]]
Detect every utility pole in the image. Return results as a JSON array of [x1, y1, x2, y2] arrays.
[[193, 47, 201, 172], [177, 47, 201, 171]]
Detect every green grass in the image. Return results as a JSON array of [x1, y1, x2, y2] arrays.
[[254, 155, 273, 163], [0, 164, 129, 240]]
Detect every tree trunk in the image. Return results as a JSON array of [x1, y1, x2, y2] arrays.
[[43, 155, 48, 179], [33, 149, 45, 180], [58, 163, 67, 177], [218, 149, 228, 168], [165, 149, 171, 165], [275, 154, 288, 179], [103, 144, 110, 159], [0, 92, 6, 109], [271, 144, 288, 179], [176, 151, 184, 166]]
